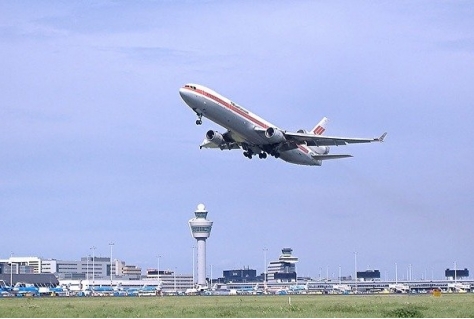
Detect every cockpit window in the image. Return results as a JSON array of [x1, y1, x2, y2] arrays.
[[184, 85, 197, 90]]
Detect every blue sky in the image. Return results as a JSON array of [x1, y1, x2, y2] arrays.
[[1, 1, 473, 281]]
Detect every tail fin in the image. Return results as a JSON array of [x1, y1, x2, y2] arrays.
[[311, 117, 328, 135]]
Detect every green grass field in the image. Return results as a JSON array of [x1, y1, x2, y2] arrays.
[[1, 294, 473, 318]]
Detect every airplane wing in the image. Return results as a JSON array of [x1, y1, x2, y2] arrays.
[[200, 139, 240, 150], [284, 131, 387, 147], [199, 130, 241, 150]]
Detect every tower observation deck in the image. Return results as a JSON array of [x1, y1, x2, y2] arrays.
[[189, 204, 213, 287]]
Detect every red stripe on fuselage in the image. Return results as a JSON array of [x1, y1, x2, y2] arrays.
[[298, 144, 310, 154], [191, 87, 270, 129]]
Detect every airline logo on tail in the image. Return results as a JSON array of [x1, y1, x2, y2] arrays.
[[312, 117, 328, 135]]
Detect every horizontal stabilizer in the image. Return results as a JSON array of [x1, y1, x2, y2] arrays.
[[311, 154, 353, 160]]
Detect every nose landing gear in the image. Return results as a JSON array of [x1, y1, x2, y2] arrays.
[[195, 114, 203, 125], [193, 109, 203, 125]]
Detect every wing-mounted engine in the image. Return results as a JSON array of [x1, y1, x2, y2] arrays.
[[206, 130, 224, 145], [200, 130, 240, 150], [265, 127, 286, 143], [200, 130, 225, 149]]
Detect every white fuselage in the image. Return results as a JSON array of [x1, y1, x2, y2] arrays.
[[179, 84, 322, 166]]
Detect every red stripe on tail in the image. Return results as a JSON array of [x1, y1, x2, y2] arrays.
[[314, 126, 325, 135]]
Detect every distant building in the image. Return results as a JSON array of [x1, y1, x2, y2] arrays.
[[145, 269, 193, 292], [0, 257, 41, 274], [445, 268, 469, 280], [0, 273, 59, 287], [357, 270, 381, 281], [1, 256, 141, 280], [118, 262, 141, 278], [222, 268, 259, 283], [267, 248, 298, 283]]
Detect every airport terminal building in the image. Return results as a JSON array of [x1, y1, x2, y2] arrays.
[[0, 256, 141, 280]]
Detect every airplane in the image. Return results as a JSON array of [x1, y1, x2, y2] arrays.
[[12, 282, 39, 296], [185, 283, 209, 295], [332, 284, 352, 294], [179, 84, 386, 166], [91, 285, 115, 296], [389, 283, 410, 294], [236, 283, 263, 295], [0, 280, 11, 296], [288, 283, 309, 293], [264, 285, 290, 295], [139, 284, 162, 296], [38, 284, 69, 296]]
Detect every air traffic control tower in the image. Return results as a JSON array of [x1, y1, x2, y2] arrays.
[[189, 204, 213, 287]]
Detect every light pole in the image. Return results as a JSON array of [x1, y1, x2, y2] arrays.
[[86, 255, 90, 280], [157, 255, 161, 281], [210, 264, 213, 287], [109, 243, 114, 283], [395, 263, 398, 283], [192, 246, 195, 286], [454, 261, 457, 284], [90, 246, 96, 284], [339, 265, 341, 284], [354, 252, 358, 292], [263, 248, 268, 285], [9, 252, 13, 287], [174, 268, 177, 292]]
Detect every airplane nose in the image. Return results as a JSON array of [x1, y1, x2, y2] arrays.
[[179, 87, 194, 105], [179, 87, 186, 98]]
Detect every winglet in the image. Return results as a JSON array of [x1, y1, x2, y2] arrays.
[[376, 132, 387, 142]]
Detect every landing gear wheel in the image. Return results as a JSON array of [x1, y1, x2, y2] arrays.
[[195, 112, 203, 125], [243, 151, 253, 159], [269, 150, 280, 158]]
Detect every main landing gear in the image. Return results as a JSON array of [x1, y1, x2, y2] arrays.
[[243, 151, 268, 159]]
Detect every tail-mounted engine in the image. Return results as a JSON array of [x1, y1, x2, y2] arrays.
[[265, 127, 286, 143], [314, 146, 330, 155]]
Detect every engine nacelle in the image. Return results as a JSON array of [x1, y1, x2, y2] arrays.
[[265, 127, 286, 143], [205, 130, 224, 146], [297, 129, 308, 134], [314, 146, 330, 155]]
